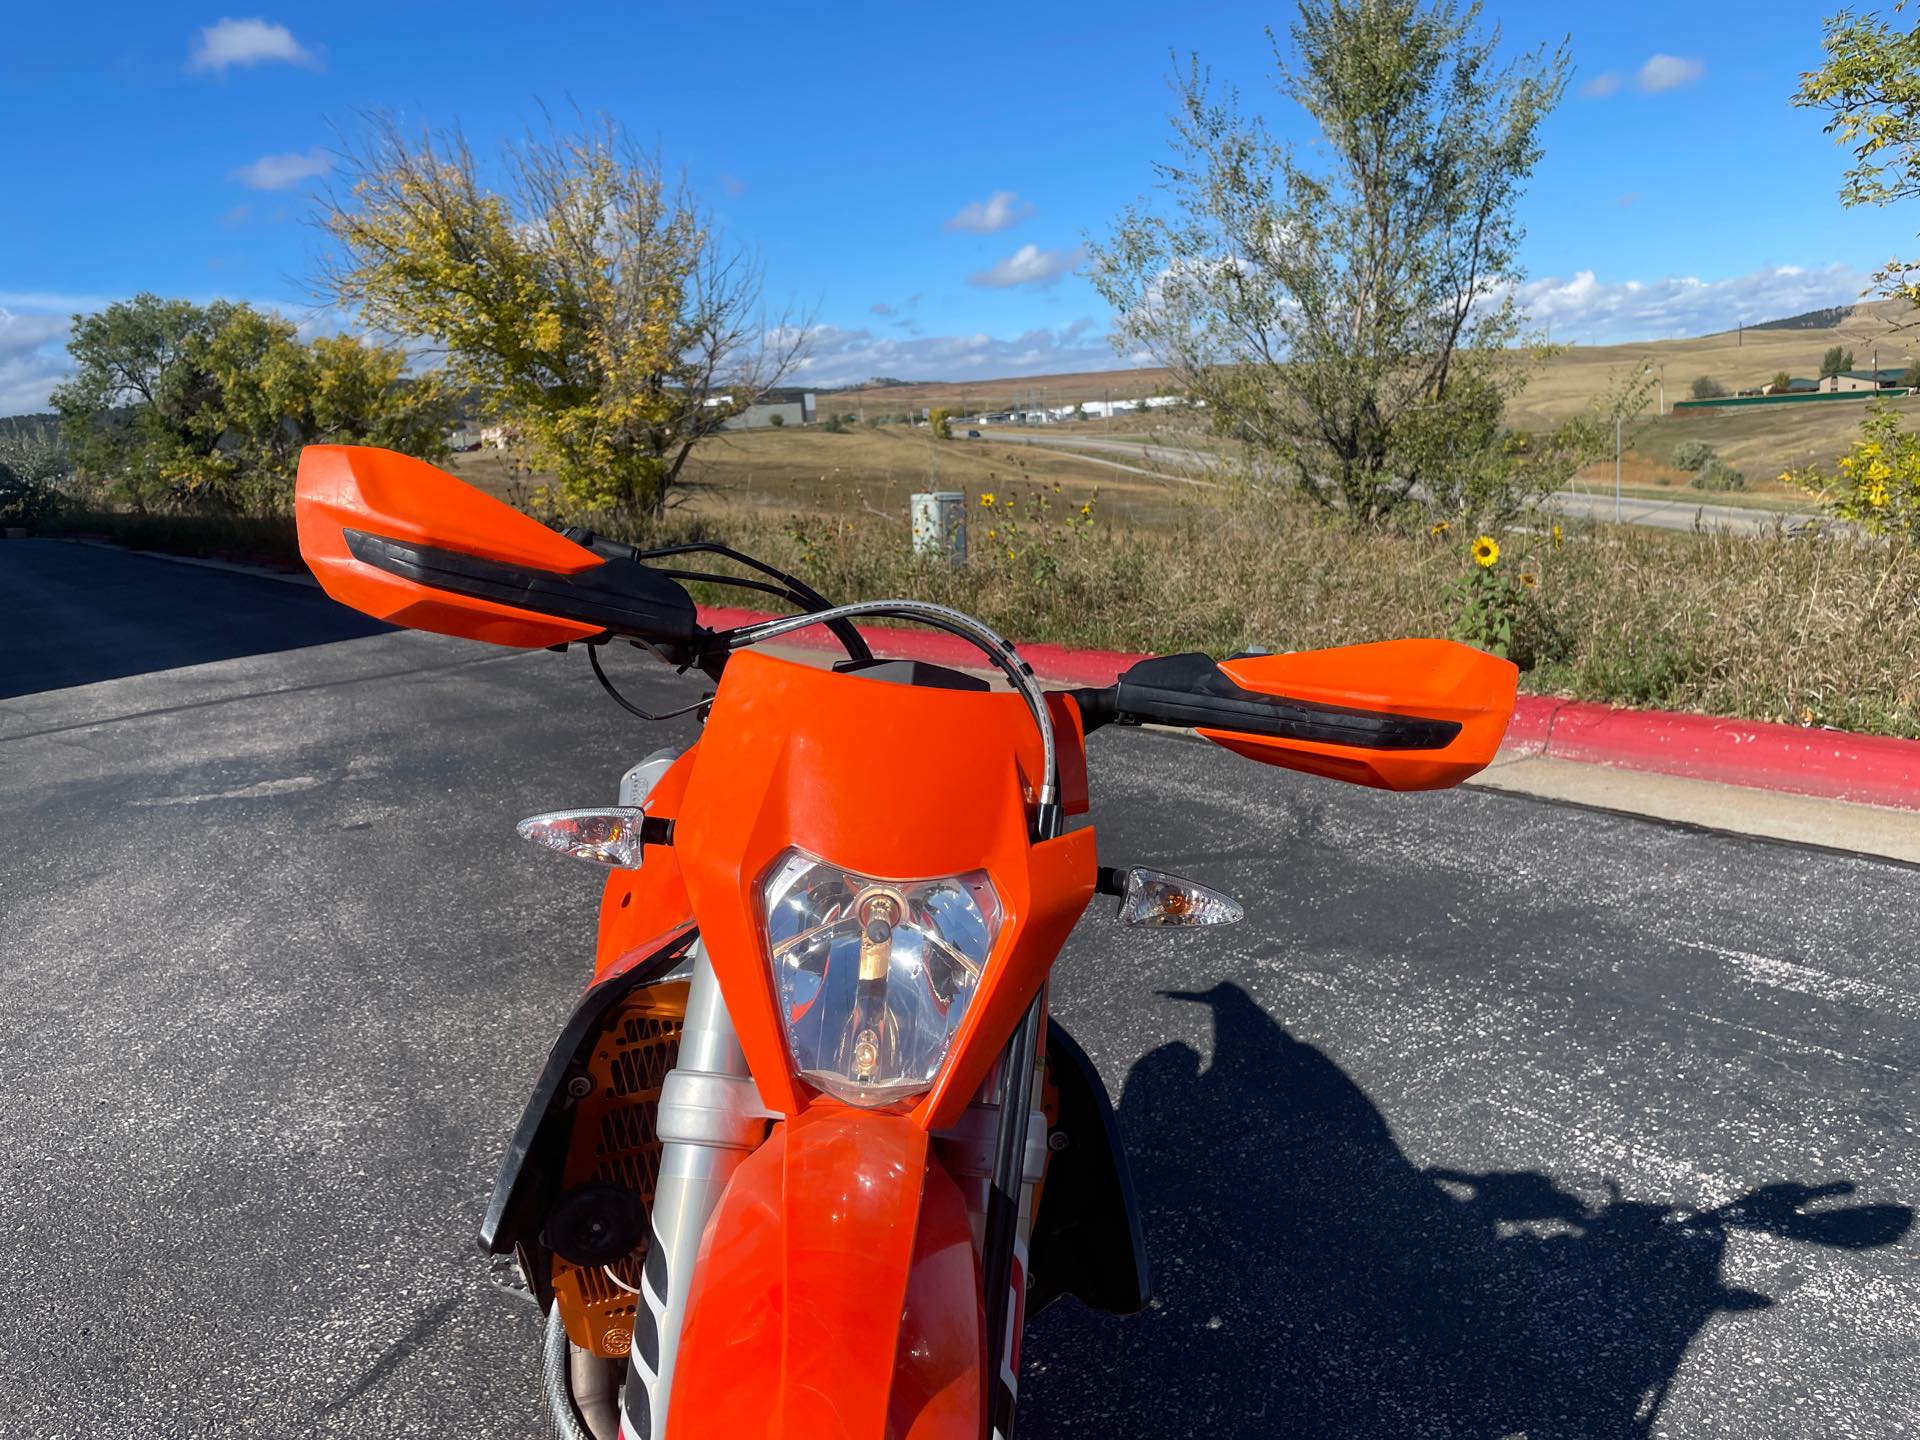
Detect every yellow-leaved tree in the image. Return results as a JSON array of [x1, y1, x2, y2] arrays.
[[318, 115, 807, 522]]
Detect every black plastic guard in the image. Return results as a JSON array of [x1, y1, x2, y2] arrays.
[[344, 528, 701, 647], [1028, 1020, 1152, 1317], [477, 928, 700, 1256], [1113, 652, 1460, 750]]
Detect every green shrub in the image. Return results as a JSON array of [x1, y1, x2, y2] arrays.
[[1690, 376, 1728, 400], [1670, 440, 1717, 472], [821, 415, 846, 433], [1691, 462, 1747, 492], [767, 413, 785, 427]]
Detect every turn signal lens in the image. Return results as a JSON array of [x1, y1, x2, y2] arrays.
[[1118, 867, 1244, 927], [760, 849, 1003, 1107], [516, 807, 648, 868]]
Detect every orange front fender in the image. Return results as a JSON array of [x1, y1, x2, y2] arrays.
[[667, 1108, 985, 1439]]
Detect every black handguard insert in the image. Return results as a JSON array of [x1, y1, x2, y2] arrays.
[[344, 528, 703, 649], [1106, 652, 1460, 751]]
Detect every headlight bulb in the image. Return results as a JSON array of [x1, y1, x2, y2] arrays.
[[760, 853, 1002, 1107]]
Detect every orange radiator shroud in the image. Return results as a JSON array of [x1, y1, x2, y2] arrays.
[[550, 982, 688, 1358]]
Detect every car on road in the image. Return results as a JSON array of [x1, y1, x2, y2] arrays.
[[967, 428, 981, 438]]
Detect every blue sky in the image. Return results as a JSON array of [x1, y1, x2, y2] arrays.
[[2, 1, 1913, 413]]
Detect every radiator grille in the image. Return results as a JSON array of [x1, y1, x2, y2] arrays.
[[550, 982, 686, 1358]]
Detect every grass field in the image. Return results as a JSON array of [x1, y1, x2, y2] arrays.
[[446, 424, 1215, 529]]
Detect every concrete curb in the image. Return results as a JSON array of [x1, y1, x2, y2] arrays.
[[698, 604, 1920, 814]]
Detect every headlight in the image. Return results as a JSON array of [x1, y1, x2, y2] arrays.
[[760, 849, 1003, 1108]]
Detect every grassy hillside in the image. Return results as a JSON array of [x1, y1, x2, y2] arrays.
[[823, 301, 1920, 499]]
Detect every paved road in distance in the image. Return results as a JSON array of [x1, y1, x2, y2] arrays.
[[969, 426, 1835, 536]]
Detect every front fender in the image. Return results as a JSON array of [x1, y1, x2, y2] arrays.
[[666, 1108, 985, 1439]]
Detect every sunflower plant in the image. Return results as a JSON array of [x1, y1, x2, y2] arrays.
[[1788, 401, 1920, 539], [1445, 531, 1551, 667]]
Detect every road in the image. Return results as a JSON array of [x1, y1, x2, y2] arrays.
[[969, 427, 1834, 536], [3, 539, 1915, 1439]]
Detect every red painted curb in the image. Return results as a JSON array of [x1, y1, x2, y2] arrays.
[[700, 606, 1920, 812], [1507, 695, 1920, 813]]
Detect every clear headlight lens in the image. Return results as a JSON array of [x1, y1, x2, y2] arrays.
[[760, 849, 1003, 1108]]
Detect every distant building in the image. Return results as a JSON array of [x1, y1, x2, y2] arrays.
[[1762, 378, 1819, 395], [710, 389, 817, 429], [1822, 368, 1909, 393]]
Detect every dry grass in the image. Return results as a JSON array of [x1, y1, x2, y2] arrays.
[[606, 487, 1920, 739], [448, 424, 1206, 529]]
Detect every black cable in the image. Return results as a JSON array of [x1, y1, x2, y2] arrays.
[[587, 642, 709, 723], [632, 542, 872, 663]]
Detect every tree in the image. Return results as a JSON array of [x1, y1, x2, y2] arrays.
[[0, 415, 71, 488], [1904, 362, 1920, 389], [929, 407, 953, 440], [1771, 370, 1793, 392], [319, 113, 805, 522], [1794, 9, 1920, 308], [1820, 345, 1855, 378], [52, 293, 447, 515], [1089, 0, 1577, 523], [1690, 375, 1728, 399]]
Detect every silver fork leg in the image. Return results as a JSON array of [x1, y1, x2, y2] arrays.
[[620, 941, 769, 1439]]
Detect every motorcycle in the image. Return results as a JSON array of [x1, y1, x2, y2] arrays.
[[293, 443, 1518, 1439]]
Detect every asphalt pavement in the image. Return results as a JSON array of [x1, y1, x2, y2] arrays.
[[2, 539, 1915, 1438]]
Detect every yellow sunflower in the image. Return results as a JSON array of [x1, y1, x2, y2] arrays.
[[1520, 572, 1538, 589], [1472, 535, 1500, 568], [1551, 523, 1563, 549], [979, 492, 996, 507], [1429, 520, 1450, 538]]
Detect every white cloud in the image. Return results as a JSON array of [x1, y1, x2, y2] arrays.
[[0, 308, 79, 416], [968, 243, 1085, 290], [784, 319, 1147, 388], [231, 147, 332, 191], [870, 301, 896, 316], [1514, 262, 1865, 344], [1637, 54, 1703, 93], [1579, 71, 1622, 100], [187, 17, 320, 73], [944, 191, 1034, 235]]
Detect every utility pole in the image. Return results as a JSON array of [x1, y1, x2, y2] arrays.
[[1614, 412, 1623, 524], [1104, 387, 1111, 434]]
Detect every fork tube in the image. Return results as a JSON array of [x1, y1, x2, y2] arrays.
[[982, 991, 1045, 1439], [622, 941, 765, 1440]]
